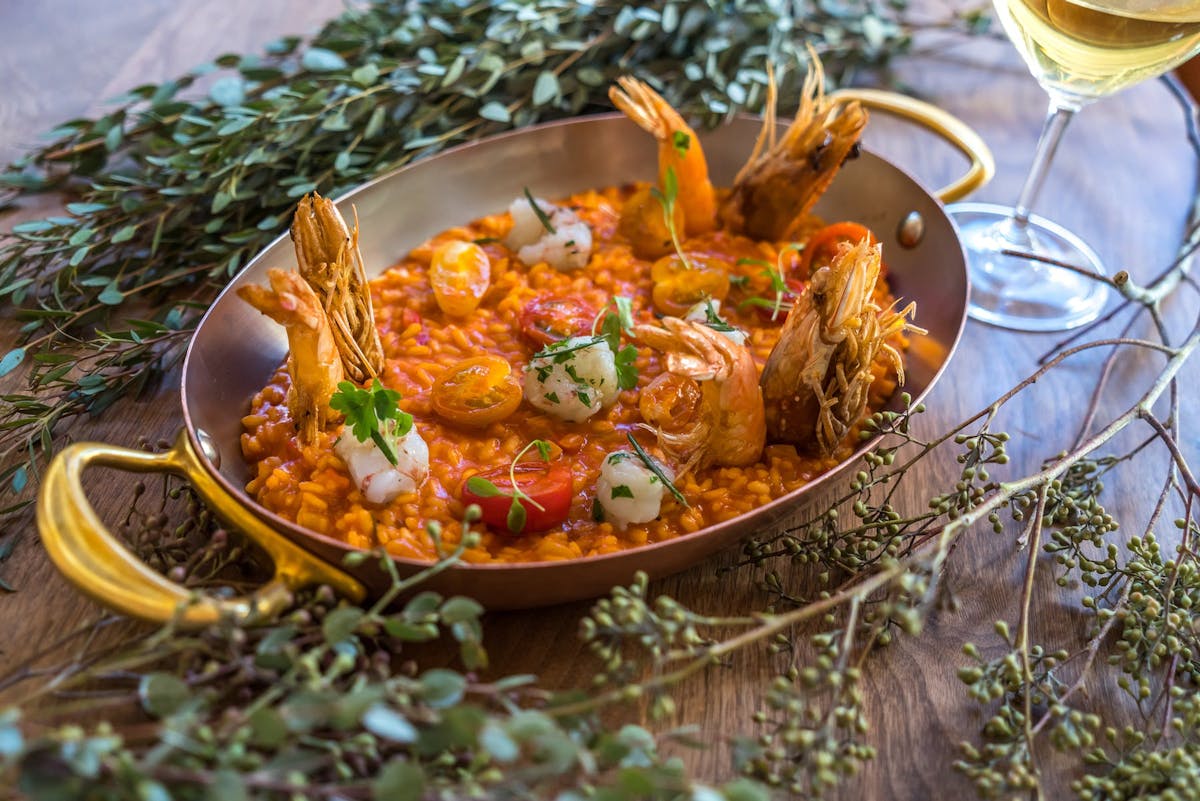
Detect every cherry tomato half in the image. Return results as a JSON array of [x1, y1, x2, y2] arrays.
[[650, 254, 729, 317], [461, 462, 573, 533], [797, 222, 877, 280], [519, 295, 597, 348], [430, 240, 491, 318], [431, 355, 522, 427]]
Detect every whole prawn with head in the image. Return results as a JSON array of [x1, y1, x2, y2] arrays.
[[760, 238, 923, 457], [610, 58, 867, 246], [609, 76, 717, 259]]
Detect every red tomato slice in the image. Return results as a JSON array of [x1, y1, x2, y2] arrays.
[[519, 295, 597, 348], [431, 355, 522, 427], [797, 222, 877, 279], [461, 462, 573, 533]]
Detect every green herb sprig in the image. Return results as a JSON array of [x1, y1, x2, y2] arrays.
[[329, 378, 413, 465], [735, 243, 804, 320], [626, 433, 687, 506], [650, 165, 693, 271], [464, 438, 554, 533], [522, 187, 556, 234]]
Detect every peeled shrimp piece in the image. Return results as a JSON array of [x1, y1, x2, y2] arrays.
[[334, 424, 430, 505], [523, 336, 619, 423], [596, 450, 673, 529], [506, 195, 593, 271]]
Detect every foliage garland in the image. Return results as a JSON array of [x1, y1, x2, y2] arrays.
[[5, 1, 1200, 800]]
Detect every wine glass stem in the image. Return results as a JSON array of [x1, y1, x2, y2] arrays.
[[1012, 102, 1078, 227]]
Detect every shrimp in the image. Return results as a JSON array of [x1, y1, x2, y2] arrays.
[[506, 195, 593, 271], [720, 57, 868, 241], [633, 317, 765, 473], [290, 192, 384, 382], [609, 77, 716, 237], [335, 425, 430, 505], [759, 239, 924, 456], [237, 268, 344, 444], [596, 450, 673, 530], [524, 336, 619, 423]]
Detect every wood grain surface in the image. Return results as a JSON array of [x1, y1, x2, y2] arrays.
[[2, 2, 1198, 798]]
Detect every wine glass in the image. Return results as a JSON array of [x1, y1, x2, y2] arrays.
[[950, 0, 1200, 331]]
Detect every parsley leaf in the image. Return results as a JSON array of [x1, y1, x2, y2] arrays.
[[330, 378, 412, 466], [615, 344, 639, 390], [672, 131, 691, 158], [611, 484, 635, 499]]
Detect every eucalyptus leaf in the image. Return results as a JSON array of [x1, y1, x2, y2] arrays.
[[138, 673, 189, 718], [419, 669, 467, 708], [302, 47, 348, 72], [322, 606, 364, 645], [362, 704, 418, 743], [372, 760, 424, 801], [209, 76, 246, 107], [0, 348, 25, 378]]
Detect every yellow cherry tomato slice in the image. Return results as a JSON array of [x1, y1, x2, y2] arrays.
[[431, 355, 522, 427], [430, 240, 490, 318], [650, 254, 729, 317]]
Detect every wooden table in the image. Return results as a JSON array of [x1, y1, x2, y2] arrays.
[[2, 3, 1198, 798]]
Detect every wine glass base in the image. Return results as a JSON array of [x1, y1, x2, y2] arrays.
[[948, 202, 1108, 333]]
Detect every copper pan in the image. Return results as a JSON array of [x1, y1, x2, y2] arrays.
[[37, 91, 992, 625]]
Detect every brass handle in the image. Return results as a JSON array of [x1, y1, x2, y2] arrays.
[[37, 429, 366, 627], [831, 88, 995, 204]]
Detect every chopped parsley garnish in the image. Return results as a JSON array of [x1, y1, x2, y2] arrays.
[[544, 391, 560, 404], [611, 484, 635, 499], [613, 344, 638, 391], [672, 131, 691, 158], [472, 236, 499, 245], [522, 187, 556, 234], [626, 434, 688, 506], [592, 497, 606, 522], [464, 438, 553, 534], [330, 378, 413, 466]]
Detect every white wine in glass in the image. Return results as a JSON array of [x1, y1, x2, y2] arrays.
[[950, 1, 1200, 332]]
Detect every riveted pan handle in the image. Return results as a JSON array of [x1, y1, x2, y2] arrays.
[[38, 429, 365, 627], [831, 88, 995, 204]]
